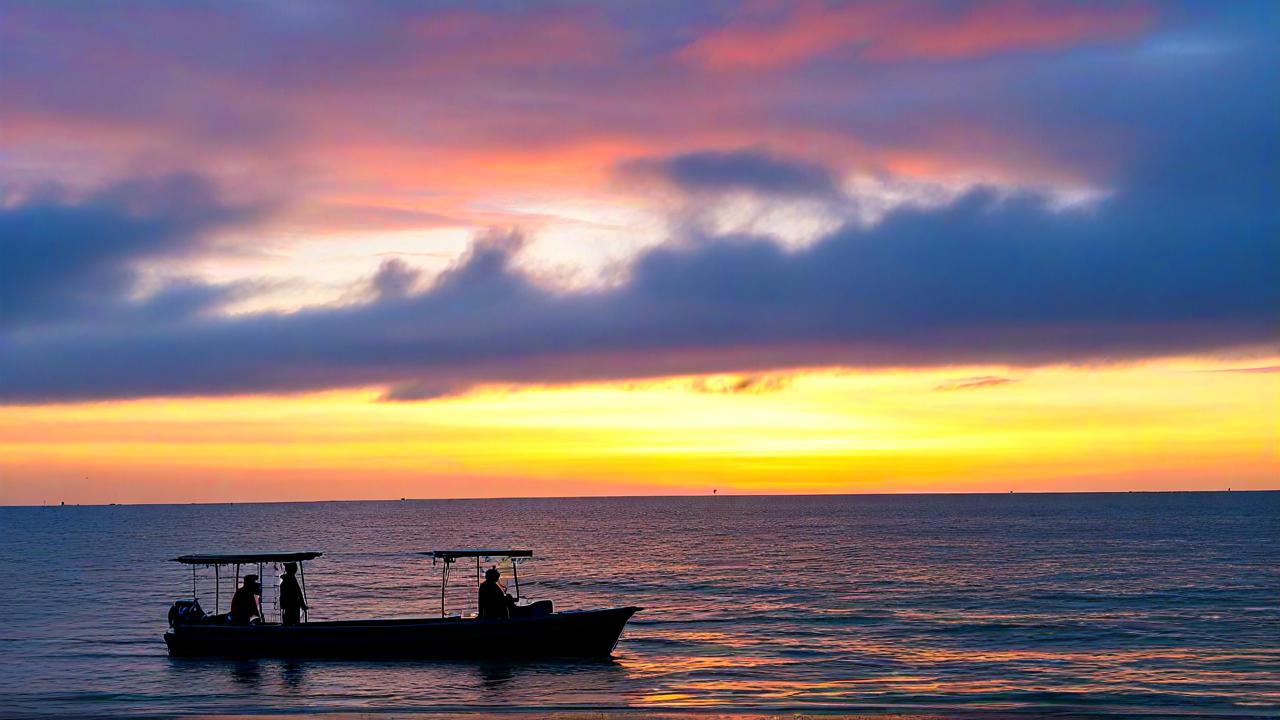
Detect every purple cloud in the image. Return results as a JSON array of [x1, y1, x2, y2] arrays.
[[2, 157, 1275, 403], [622, 149, 839, 198], [0, 174, 266, 329], [935, 376, 1018, 392]]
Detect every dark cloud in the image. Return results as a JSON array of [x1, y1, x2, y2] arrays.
[[380, 379, 472, 402], [689, 374, 793, 395], [125, 278, 272, 324], [1201, 365, 1280, 374], [935, 376, 1018, 392], [0, 174, 265, 328], [1, 158, 1275, 403], [368, 257, 424, 300], [622, 149, 840, 198]]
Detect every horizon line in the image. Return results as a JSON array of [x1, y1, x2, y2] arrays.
[[5, 487, 1276, 509]]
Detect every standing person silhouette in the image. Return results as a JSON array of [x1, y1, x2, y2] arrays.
[[229, 574, 261, 624], [279, 562, 308, 625]]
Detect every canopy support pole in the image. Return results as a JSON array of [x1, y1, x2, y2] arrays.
[[299, 562, 309, 624], [440, 560, 450, 618], [215, 565, 220, 614], [191, 565, 197, 600], [512, 561, 520, 601]]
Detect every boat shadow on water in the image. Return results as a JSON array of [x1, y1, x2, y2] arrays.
[[168, 655, 624, 692]]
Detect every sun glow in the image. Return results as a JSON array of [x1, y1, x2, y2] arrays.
[[3, 359, 1275, 505]]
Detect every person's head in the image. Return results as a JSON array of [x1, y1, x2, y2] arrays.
[[243, 574, 259, 591], [283, 562, 297, 576], [485, 567, 500, 582]]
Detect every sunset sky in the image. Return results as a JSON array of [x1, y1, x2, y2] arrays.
[[1, 0, 1276, 504]]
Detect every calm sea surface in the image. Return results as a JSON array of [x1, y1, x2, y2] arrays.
[[0, 493, 1276, 718]]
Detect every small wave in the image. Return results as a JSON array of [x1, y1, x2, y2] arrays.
[[67, 637, 155, 646]]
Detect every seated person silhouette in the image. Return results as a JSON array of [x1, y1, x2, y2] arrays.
[[229, 574, 261, 624], [477, 566, 516, 620], [279, 562, 308, 625]]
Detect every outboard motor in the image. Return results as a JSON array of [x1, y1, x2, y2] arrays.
[[524, 599, 553, 617], [510, 599, 553, 618], [168, 598, 205, 627]]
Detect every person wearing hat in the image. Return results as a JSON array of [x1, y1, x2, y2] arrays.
[[279, 562, 308, 625], [477, 566, 516, 620], [229, 574, 261, 624]]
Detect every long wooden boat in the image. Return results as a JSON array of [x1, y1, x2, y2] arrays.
[[165, 607, 639, 658], [164, 550, 640, 659]]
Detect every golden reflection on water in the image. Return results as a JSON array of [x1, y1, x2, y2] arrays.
[[622, 654, 793, 674], [620, 636, 1280, 708]]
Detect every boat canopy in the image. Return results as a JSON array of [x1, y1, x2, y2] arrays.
[[426, 549, 533, 562], [425, 550, 532, 617], [171, 552, 320, 620], [427, 549, 532, 562], [173, 551, 323, 565]]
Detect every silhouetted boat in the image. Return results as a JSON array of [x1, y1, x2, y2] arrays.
[[164, 550, 639, 658]]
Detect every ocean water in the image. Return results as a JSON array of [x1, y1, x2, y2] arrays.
[[0, 493, 1276, 718]]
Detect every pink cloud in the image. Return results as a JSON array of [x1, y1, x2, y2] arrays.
[[680, 0, 1153, 70], [0, 0, 1174, 242]]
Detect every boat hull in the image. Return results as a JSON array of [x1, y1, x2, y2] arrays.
[[164, 606, 640, 659]]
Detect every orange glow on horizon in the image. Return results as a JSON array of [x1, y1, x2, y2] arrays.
[[2, 358, 1275, 505]]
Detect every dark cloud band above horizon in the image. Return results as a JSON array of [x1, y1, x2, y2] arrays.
[[2, 163, 1276, 404]]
